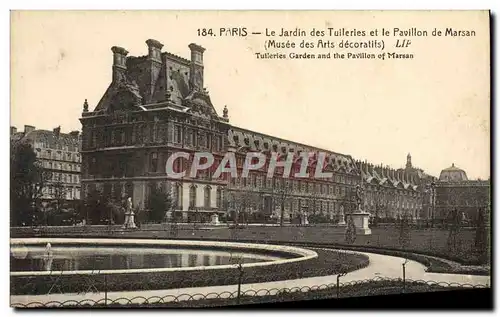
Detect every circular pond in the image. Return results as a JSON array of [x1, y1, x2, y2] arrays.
[[10, 246, 285, 272], [10, 238, 317, 276]]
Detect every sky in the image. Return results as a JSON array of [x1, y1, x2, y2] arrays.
[[10, 10, 490, 180]]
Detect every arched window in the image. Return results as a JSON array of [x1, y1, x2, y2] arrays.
[[189, 185, 197, 208], [204, 186, 211, 209], [172, 183, 182, 209]]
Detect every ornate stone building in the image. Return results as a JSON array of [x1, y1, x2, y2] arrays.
[[11, 125, 82, 204], [355, 154, 435, 222], [80, 39, 359, 223], [80, 40, 230, 222], [434, 164, 490, 223]]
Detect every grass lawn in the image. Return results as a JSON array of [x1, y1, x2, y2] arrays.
[[11, 224, 490, 265], [122, 225, 487, 265]]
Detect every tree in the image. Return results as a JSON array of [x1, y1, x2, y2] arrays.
[[227, 189, 259, 226], [273, 179, 293, 226], [146, 186, 172, 223], [344, 214, 357, 244], [52, 180, 69, 213], [10, 142, 52, 226], [84, 189, 109, 225], [447, 208, 461, 252], [474, 207, 488, 263], [399, 212, 411, 251]]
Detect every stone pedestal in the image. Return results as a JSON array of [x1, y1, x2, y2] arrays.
[[122, 211, 137, 229], [351, 212, 371, 235], [337, 212, 346, 226], [211, 213, 219, 225], [165, 211, 172, 221]]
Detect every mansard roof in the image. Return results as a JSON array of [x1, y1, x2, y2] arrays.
[[228, 126, 358, 174], [88, 41, 224, 122], [13, 129, 80, 151], [358, 161, 420, 191]]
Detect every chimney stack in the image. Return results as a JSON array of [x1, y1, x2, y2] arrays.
[[53, 126, 61, 137], [10, 126, 17, 135], [145, 39, 164, 103], [69, 131, 80, 138], [188, 43, 206, 91], [146, 39, 163, 63], [111, 46, 129, 82], [24, 125, 35, 134]]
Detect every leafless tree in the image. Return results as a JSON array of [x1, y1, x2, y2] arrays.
[[227, 189, 260, 226], [272, 178, 293, 226], [52, 180, 68, 213]]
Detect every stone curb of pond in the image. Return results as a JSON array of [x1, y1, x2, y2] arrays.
[[10, 238, 318, 277]]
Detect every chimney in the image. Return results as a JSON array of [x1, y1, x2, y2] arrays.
[[69, 131, 80, 138], [188, 43, 206, 91], [53, 126, 61, 136], [145, 39, 164, 102], [111, 46, 129, 83], [24, 125, 35, 134], [146, 39, 163, 63], [10, 126, 17, 135]]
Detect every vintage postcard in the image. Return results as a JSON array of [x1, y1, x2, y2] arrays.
[[9, 10, 491, 309]]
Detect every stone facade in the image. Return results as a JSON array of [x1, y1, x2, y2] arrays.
[[80, 40, 230, 222], [434, 164, 490, 223], [355, 154, 436, 222], [11, 125, 82, 203], [226, 127, 359, 223]]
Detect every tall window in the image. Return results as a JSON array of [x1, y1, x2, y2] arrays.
[[151, 152, 158, 173], [216, 187, 222, 208], [204, 186, 211, 209], [207, 134, 212, 150], [172, 183, 182, 209], [189, 185, 197, 208], [174, 126, 182, 144]]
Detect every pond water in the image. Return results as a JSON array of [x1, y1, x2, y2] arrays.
[[10, 246, 283, 272]]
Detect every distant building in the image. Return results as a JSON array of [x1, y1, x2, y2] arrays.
[[357, 153, 436, 222], [434, 163, 490, 223], [11, 125, 82, 204]]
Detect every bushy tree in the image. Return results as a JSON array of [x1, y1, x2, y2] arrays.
[[10, 142, 51, 226], [146, 186, 172, 223], [84, 189, 107, 224], [344, 214, 357, 244]]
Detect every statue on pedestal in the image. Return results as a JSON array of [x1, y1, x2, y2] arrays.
[[122, 197, 137, 229], [338, 205, 346, 225], [355, 184, 365, 212]]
